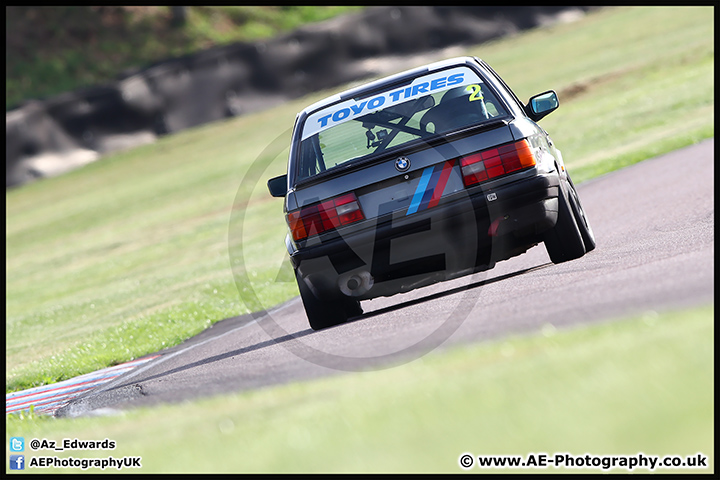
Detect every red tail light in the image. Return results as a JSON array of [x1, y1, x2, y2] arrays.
[[288, 193, 365, 241], [460, 139, 537, 187]]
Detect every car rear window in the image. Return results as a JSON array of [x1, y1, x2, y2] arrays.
[[296, 66, 509, 181]]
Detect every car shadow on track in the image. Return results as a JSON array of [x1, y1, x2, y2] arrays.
[[350, 262, 553, 322], [101, 262, 552, 393]]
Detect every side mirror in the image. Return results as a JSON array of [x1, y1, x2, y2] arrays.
[[526, 90, 559, 122], [267, 174, 287, 198]]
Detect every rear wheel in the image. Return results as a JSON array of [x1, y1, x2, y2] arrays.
[[544, 176, 586, 264], [567, 174, 596, 253], [295, 270, 362, 330]]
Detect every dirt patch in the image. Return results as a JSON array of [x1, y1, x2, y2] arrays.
[[558, 68, 632, 102]]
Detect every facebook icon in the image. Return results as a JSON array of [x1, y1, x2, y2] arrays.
[[10, 455, 25, 470]]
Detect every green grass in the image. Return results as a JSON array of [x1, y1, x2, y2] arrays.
[[6, 6, 363, 109], [6, 110, 298, 389], [6, 305, 714, 473], [6, 5, 714, 394], [4, 7, 715, 473], [474, 5, 714, 184]]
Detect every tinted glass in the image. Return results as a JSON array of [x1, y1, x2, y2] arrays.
[[297, 66, 509, 181]]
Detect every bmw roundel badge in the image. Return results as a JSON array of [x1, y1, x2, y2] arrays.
[[395, 156, 410, 172]]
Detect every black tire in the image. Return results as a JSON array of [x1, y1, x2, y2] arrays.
[[566, 174, 596, 253], [295, 270, 362, 330], [544, 176, 586, 264]]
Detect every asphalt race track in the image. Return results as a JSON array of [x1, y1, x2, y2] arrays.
[[56, 138, 714, 417]]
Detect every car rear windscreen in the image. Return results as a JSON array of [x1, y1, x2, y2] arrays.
[[297, 66, 509, 181]]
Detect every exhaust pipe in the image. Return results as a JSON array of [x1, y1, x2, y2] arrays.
[[338, 271, 374, 297]]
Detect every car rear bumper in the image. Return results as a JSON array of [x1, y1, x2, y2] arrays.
[[291, 170, 560, 300]]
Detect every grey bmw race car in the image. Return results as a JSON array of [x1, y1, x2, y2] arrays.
[[268, 56, 595, 330]]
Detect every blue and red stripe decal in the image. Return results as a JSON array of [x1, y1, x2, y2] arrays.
[[406, 160, 455, 215]]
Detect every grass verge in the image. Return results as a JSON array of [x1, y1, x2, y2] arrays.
[[5, 305, 714, 473]]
